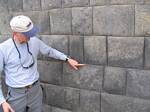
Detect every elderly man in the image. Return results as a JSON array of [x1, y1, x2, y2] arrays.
[[0, 15, 85, 112]]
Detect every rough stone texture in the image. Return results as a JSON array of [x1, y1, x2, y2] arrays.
[[84, 36, 106, 65], [145, 37, 150, 68], [63, 64, 103, 91], [93, 5, 134, 36], [145, 0, 150, 4], [62, 0, 89, 7], [50, 9, 71, 34], [45, 84, 64, 108], [77, 90, 100, 112], [38, 60, 63, 85], [104, 67, 126, 95], [51, 106, 72, 112], [101, 93, 150, 112], [8, 0, 23, 12], [0, 0, 8, 13], [72, 7, 92, 35], [42, 104, 52, 112], [90, 0, 109, 6], [127, 69, 150, 100], [41, 0, 61, 10], [63, 87, 80, 110], [110, 0, 144, 4], [23, 0, 41, 11], [108, 37, 144, 68], [69, 36, 84, 63], [135, 5, 150, 36]]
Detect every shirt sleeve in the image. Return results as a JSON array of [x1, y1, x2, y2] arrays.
[[38, 38, 67, 61], [0, 49, 6, 105]]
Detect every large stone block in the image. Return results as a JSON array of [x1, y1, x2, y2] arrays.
[[38, 60, 63, 85], [50, 9, 71, 34], [104, 67, 126, 95], [63, 64, 103, 91], [62, 0, 89, 7], [90, 0, 109, 6], [42, 104, 51, 112], [84, 36, 106, 65], [101, 93, 150, 112], [0, 13, 13, 35], [145, 37, 150, 68], [63, 87, 80, 110], [127, 69, 150, 100], [8, 0, 23, 12], [108, 37, 144, 68], [0, 0, 8, 13], [51, 106, 72, 112], [23, 0, 41, 11], [145, 0, 150, 4], [41, 0, 61, 10], [110, 0, 144, 4], [135, 5, 150, 36], [93, 5, 134, 36], [72, 7, 92, 35], [13, 11, 50, 34], [45, 84, 64, 107], [77, 90, 100, 112], [69, 36, 84, 63]]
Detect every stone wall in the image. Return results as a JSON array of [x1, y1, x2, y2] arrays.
[[1, 0, 150, 112]]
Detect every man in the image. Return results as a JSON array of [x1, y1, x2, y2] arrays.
[[0, 15, 85, 112]]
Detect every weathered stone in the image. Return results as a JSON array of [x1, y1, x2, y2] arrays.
[[8, 0, 23, 12], [108, 37, 144, 68], [90, 0, 109, 6], [45, 84, 64, 107], [84, 36, 106, 65], [77, 90, 100, 112], [41, 0, 61, 10], [93, 5, 134, 36], [145, 37, 150, 68], [72, 7, 92, 35], [63, 64, 103, 91], [51, 106, 72, 112], [0, 13, 13, 35], [145, 0, 150, 4], [0, 35, 11, 43], [0, 0, 8, 13], [38, 60, 63, 85], [23, 0, 41, 11], [110, 0, 144, 4], [101, 93, 150, 112], [62, 0, 89, 7], [135, 5, 150, 36], [50, 9, 71, 34], [69, 36, 84, 63], [63, 87, 80, 110], [42, 104, 51, 112], [104, 67, 126, 95], [127, 69, 150, 100]]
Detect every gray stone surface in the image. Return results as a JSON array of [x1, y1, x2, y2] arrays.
[[23, 0, 41, 11], [42, 104, 51, 112], [145, 0, 150, 4], [38, 60, 63, 85], [110, 0, 144, 4], [90, 0, 109, 6], [77, 90, 100, 112], [41, 0, 61, 10], [0, 35, 11, 43], [0, 0, 8, 13], [127, 69, 150, 100], [63, 87, 79, 110], [45, 84, 64, 108], [62, 0, 89, 7], [50, 9, 71, 34], [108, 37, 144, 68], [51, 106, 72, 112], [135, 5, 150, 36], [63, 64, 103, 91], [72, 7, 92, 35], [101, 93, 150, 112], [69, 36, 84, 63], [145, 37, 150, 68], [84, 36, 106, 65], [93, 5, 134, 36], [8, 0, 23, 12], [104, 67, 126, 95]]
